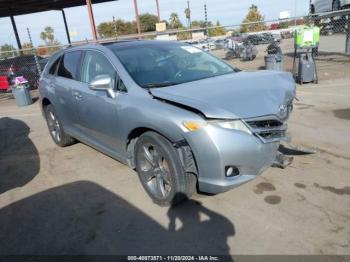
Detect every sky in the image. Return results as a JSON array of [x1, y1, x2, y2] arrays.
[[0, 0, 309, 47]]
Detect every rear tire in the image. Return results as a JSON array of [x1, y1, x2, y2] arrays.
[[135, 131, 197, 206], [44, 104, 75, 147]]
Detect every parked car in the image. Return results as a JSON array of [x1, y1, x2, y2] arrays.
[[244, 34, 272, 45], [0, 55, 47, 89], [310, 0, 350, 14], [272, 33, 282, 43], [261, 33, 275, 44], [214, 39, 226, 49], [39, 40, 295, 205]]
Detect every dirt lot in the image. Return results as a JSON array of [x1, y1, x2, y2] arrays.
[[0, 76, 350, 256], [215, 34, 350, 81]]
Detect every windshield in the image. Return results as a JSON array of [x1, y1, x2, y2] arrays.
[[110, 42, 236, 88]]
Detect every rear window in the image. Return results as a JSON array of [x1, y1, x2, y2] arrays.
[[57, 51, 82, 80]]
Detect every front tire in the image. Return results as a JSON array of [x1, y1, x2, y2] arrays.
[[44, 104, 75, 147], [135, 131, 197, 206]]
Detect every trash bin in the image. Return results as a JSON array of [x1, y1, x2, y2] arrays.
[[265, 54, 284, 71], [12, 86, 32, 107]]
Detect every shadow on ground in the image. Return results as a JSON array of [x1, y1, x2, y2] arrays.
[[0, 181, 235, 256], [0, 117, 40, 194]]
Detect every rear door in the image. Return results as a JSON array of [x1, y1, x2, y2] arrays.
[[72, 50, 124, 156], [54, 51, 84, 132]]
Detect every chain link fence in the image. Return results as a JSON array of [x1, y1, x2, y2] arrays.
[[1, 9, 349, 93]]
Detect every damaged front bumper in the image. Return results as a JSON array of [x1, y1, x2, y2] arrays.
[[184, 121, 281, 194]]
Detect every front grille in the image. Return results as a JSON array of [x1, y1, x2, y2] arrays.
[[245, 117, 287, 143]]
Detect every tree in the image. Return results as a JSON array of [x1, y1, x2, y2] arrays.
[[208, 21, 226, 36], [40, 26, 55, 45], [169, 12, 183, 29], [97, 19, 138, 38], [22, 42, 33, 55], [139, 13, 158, 32], [37, 45, 48, 56], [40, 26, 61, 54], [0, 44, 17, 58], [184, 7, 191, 28], [240, 5, 267, 33], [191, 20, 207, 28]]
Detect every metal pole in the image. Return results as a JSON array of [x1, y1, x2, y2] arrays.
[[294, 0, 297, 26], [134, 0, 141, 35], [204, 4, 208, 35], [86, 0, 97, 42], [61, 10, 71, 46], [113, 16, 118, 38], [187, 0, 191, 29], [155, 0, 161, 22], [27, 28, 41, 75], [204, 4, 209, 51], [346, 15, 350, 54], [10, 15, 22, 50]]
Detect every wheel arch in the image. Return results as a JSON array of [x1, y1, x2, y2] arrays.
[[41, 97, 52, 117], [125, 127, 198, 179], [126, 127, 174, 168], [42, 97, 51, 108]]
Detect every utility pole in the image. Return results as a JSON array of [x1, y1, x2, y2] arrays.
[[294, 0, 297, 26], [134, 0, 141, 35], [186, 0, 191, 29], [346, 14, 350, 54], [155, 0, 161, 22], [27, 28, 41, 75], [204, 4, 209, 51], [204, 4, 208, 35], [112, 16, 117, 38]]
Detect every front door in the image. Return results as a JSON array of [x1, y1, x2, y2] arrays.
[[73, 50, 122, 157]]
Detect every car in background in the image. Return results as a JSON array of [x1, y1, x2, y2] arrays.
[[39, 40, 295, 206], [190, 40, 215, 52], [310, 0, 350, 14], [0, 55, 47, 89], [244, 34, 273, 45], [213, 39, 226, 49], [261, 33, 275, 44], [272, 33, 282, 43]]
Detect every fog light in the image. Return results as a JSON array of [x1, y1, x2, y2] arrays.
[[225, 166, 240, 177]]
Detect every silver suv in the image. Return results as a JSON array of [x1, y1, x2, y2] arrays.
[[39, 40, 295, 205]]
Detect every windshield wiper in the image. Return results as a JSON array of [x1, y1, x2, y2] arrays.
[[142, 81, 177, 88]]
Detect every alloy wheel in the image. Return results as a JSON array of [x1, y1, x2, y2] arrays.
[[137, 143, 172, 199], [47, 110, 61, 143]]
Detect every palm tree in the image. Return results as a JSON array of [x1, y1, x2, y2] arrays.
[[40, 26, 55, 45], [169, 12, 182, 29]]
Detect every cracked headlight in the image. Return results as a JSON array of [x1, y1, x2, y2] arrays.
[[212, 120, 252, 135]]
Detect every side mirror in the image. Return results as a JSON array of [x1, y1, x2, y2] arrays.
[[89, 75, 116, 99]]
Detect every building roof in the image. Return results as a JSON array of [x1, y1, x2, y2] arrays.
[[0, 0, 117, 18]]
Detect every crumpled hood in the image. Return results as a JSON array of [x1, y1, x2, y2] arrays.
[[150, 70, 296, 120]]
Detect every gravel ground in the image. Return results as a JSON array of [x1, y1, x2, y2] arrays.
[[0, 79, 349, 255], [213, 34, 350, 81]]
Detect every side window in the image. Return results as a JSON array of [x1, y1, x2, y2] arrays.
[[117, 78, 127, 92], [57, 51, 82, 80], [81, 51, 126, 91], [48, 57, 60, 75]]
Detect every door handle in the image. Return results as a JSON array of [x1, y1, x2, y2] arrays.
[[73, 91, 83, 100]]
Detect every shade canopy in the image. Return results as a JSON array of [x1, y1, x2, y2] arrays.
[[0, 0, 117, 18]]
